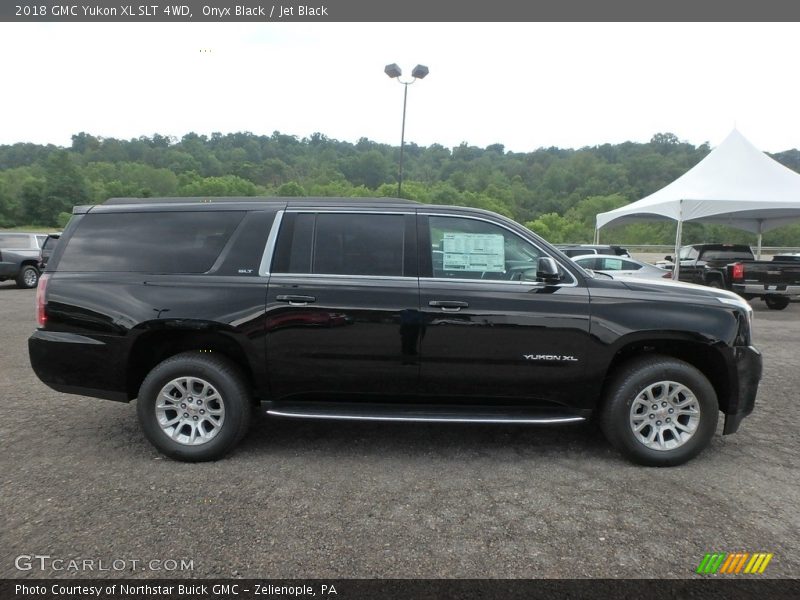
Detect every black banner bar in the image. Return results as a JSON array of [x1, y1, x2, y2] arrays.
[[3, 1, 800, 22], [3, 579, 800, 600]]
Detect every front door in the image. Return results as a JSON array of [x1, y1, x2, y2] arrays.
[[417, 213, 592, 408]]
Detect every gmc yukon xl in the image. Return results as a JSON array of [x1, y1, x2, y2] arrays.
[[28, 198, 762, 466]]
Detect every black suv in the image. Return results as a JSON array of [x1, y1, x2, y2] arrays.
[[29, 197, 762, 466]]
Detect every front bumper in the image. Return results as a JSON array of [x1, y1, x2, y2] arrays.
[[723, 345, 762, 435]]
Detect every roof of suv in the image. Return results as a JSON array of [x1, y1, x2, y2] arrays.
[[78, 196, 421, 214], [102, 196, 418, 206]]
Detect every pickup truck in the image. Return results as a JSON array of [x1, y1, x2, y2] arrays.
[[666, 244, 800, 310], [0, 232, 47, 288]]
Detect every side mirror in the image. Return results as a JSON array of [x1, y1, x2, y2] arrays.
[[538, 257, 562, 284], [665, 255, 673, 262]]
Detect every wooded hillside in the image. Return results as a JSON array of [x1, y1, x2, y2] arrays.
[[2, 131, 799, 245]]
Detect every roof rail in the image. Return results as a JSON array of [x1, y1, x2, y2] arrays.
[[103, 196, 418, 205]]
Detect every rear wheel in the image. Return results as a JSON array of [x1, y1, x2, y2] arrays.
[[16, 265, 39, 289], [764, 296, 790, 310], [600, 356, 718, 466], [137, 352, 252, 461]]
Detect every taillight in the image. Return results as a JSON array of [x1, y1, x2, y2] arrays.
[[662, 271, 672, 279], [732, 263, 745, 281], [36, 273, 50, 327]]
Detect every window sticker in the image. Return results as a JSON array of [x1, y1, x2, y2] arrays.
[[442, 233, 505, 272]]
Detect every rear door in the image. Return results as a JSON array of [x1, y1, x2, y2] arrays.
[[265, 209, 420, 400], [417, 212, 592, 407]]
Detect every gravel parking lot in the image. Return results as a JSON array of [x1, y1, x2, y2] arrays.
[[1, 282, 798, 579]]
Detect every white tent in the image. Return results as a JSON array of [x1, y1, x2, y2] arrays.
[[595, 129, 800, 275]]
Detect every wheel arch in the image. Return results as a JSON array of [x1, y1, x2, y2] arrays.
[[126, 326, 264, 403], [599, 336, 732, 415]]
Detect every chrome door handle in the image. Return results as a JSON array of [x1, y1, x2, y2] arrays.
[[429, 300, 469, 312], [276, 294, 316, 306]]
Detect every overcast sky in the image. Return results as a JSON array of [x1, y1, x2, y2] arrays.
[[2, 22, 799, 153]]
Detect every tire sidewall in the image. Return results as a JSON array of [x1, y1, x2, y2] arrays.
[[603, 358, 718, 467], [17, 265, 39, 289], [137, 354, 249, 461], [765, 296, 789, 310]]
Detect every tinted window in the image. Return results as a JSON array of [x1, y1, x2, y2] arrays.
[[428, 216, 543, 281], [702, 250, 753, 261], [276, 213, 406, 277], [576, 257, 599, 270], [57, 211, 244, 273], [312, 214, 404, 276]]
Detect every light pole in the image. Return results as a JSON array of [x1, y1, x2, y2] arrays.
[[385, 63, 429, 197]]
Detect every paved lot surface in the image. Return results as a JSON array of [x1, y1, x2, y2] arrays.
[[1, 282, 798, 579]]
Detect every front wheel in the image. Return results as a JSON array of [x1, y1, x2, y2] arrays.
[[16, 265, 39, 289], [764, 296, 790, 310], [600, 356, 718, 466], [137, 352, 252, 461]]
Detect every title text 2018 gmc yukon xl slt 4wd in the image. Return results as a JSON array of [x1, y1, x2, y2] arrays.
[[29, 197, 762, 466]]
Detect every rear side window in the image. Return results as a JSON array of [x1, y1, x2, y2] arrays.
[[57, 211, 244, 273], [275, 213, 406, 277]]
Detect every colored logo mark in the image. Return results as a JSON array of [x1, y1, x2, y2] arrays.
[[696, 552, 773, 574]]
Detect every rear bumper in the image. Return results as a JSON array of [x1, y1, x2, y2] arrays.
[[28, 330, 130, 402], [723, 345, 762, 435], [732, 283, 800, 297]]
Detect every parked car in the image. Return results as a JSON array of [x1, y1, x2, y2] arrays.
[[571, 254, 672, 280], [666, 244, 800, 310], [556, 244, 631, 258], [29, 197, 762, 466], [0, 232, 48, 288], [770, 253, 800, 263]]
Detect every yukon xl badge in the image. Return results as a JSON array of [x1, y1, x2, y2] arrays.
[[524, 354, 579, 362]]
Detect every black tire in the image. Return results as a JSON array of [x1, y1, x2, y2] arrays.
[[600, 355, 718, 467], [764, 296, 790, 310], [137, 351, 252, 462], [16, 265, 39, 289], [706, 278, 722, 289]]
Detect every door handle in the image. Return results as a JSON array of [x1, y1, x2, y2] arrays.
[[276, 294, 317, 306], [429, 300, 469, 312]]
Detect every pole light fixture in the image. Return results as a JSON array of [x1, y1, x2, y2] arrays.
[[385, 63, 429, 197]]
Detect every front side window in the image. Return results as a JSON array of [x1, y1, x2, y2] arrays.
[[428, 216, 543, 281]]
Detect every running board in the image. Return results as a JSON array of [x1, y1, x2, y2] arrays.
[[262, 401, 586, 425]]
